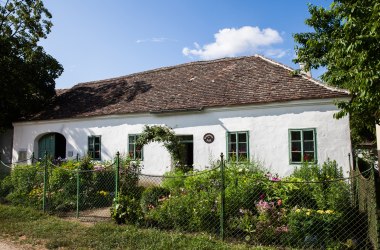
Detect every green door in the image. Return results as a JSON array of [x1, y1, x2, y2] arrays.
[[38, 134, 56, 159]]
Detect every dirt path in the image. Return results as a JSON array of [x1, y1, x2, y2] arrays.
[[0, 241, 19, 250], [0, 236, 46, 250]]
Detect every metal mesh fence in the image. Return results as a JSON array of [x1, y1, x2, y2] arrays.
[[0, 152, 379, 249], [0, 155, 116, 219]]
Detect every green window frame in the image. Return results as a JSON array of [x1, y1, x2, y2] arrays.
[[128, 135, 143, 160], [88, 135, 101, 160], [289, 128, 317, 164], [227, 131, 249, 162]]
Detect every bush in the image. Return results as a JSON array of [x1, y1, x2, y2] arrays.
[[111, 194, 142, 225], [290, 160, 351, 211], [140, 186, 170, 214], [287, 208, 342, 248], [6, 163, 44, 208]]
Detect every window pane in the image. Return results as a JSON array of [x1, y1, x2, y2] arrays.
[[291, 131, 301, 141], [291, 141, 301, 151], [94, 137, 100, 144], [303, 141, 314, 151], [303, 130, 314, 140], [229, 133, 236, 143], [238, 133, 247, 142], [238, 142, 247, 153], [228, 143, 237, 153], [291, 152, 302, 162], [303, 152, 314, 162]]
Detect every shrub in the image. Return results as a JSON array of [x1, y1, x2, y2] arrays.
[[6, 163, 44, 208], [140, 186, 170, 214], [161, 169, 186, 194], [287, 208, 342, 248], [111, 194, 143, 225], [290, 160, 351, 211]]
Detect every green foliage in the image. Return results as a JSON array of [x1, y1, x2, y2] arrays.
[[6, 163, 44, 208], [119, 155, 142, 196], [291, 160, 350, 211], [4, 157, 116, 211], [161, 169, 186, 193], [136, 125, 184, 167], [140, 186, 170, 214], [288, 208, 342, 248], [0, 0, 63, 130], [293, 0, 380, 143], [111, 194, 142, 225]]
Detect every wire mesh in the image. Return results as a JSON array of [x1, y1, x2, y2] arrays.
[[0, 154, 379, 249]]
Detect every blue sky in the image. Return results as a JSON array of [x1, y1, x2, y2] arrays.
[[40, 0, 332, 89]]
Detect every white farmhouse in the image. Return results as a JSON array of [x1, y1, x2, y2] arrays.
[[10, 55, 352, 176]]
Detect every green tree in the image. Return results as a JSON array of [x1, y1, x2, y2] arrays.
[[294, 0, 379, 144], [0, 0, 63, 130]]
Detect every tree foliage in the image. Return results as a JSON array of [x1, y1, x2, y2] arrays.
[[0, 0, 63, 130], [294, 0, 380, 143]]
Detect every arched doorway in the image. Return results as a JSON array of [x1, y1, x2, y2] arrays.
[[38, 133, 66, 159]]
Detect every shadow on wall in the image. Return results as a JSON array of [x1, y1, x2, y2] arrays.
[[0, 129, 13, 164]]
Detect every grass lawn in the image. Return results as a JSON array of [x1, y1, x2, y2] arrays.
[[0, 204, 272, 250]]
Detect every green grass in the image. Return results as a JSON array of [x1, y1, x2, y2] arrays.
[[0, 204, 272, 250]]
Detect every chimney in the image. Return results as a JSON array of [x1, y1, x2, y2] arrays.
[[299, 63, 312, 78]]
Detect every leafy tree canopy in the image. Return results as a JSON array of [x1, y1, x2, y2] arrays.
[[294, 0, 379, 144], [0, 0, 63, 130]]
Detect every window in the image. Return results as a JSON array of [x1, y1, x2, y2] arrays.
[[177, 135, 194, 169], [128, 135, 143, 160], [18, 150, 27, 162], [88, 136, 101, 160], [289, 129, 317, 163], [227, 131, 249, 161]]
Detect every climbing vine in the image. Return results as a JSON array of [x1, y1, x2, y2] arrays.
[[136, 125, 182, 165]]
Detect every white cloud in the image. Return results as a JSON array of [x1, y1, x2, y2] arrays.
[[136, 37, 177, 43], [264, 49, 290, 59], [182, 26, 285, 60]]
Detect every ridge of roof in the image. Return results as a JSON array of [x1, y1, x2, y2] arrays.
[[255, 54, 349, 94], [71, 55, 258, 88]]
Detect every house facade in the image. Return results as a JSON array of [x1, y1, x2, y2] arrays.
[[10, 55, 352, 176]]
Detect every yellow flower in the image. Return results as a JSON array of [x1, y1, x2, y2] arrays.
[[325, 210, 334, 214], [306, 211, 311, 216], [295, 209, 301, 213], [317, 210, 324, 214]]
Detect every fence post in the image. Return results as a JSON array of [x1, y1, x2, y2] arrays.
[[115, 152, 120, 199], [220, 153, 225, 241], [76, 153, 79, 162], [31, 152, 34, 165], [76, 167, 80, 218], [43, 151, 48, 212]]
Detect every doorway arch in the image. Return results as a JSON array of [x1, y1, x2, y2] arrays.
[[37, 133, 66, 159]]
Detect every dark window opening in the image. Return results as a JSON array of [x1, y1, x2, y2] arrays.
[[178, 135, 194, 171]]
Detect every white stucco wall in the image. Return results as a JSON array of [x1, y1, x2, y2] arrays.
[[12, 98, 352, 177]]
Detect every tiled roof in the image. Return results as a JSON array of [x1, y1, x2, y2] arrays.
[[29, 55, 348, 121]]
